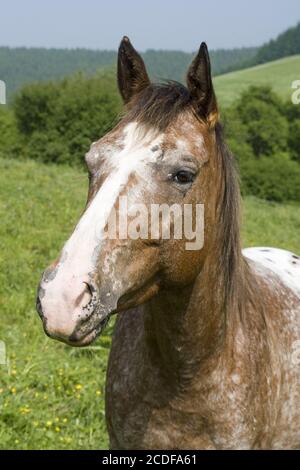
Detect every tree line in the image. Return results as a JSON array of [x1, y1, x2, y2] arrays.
[[0, 46, 258, 99]]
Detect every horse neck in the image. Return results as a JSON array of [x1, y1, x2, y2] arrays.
[[143, 239, 250, 381]]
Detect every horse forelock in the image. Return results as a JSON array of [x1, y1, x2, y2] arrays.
[[123, 81, 194, 132]]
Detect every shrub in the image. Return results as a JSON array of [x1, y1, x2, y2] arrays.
[[288, 119, 300, 163], [13, 70, 121, 166], [239, 153, 300, 202], [234, 86, 288, 157], [0, 108, 21, 158]]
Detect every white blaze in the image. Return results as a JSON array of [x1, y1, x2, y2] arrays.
[[43, 122, 163, 289]]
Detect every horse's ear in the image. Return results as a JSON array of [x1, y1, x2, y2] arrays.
[[117, 36, 150, 104], [186, 43, 219, 128]]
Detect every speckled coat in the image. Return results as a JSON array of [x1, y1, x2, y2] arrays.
[[106, 248, 300, 450]]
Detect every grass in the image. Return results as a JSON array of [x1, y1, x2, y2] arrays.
[[214, 55, 300, 108], [0, 157, 299, 450]]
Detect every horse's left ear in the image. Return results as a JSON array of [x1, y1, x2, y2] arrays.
[[118, 36, 151, 104], [186, 43, 219, 128]]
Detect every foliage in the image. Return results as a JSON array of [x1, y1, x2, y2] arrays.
[[0, 108, 21, 158], [0, 157, 299, 449], [13, 70, 122, 166], [223, 85, 300, 202], [235, 86, 288, 157], [288, 119, 300, 163], [285, 97, 300, 163], [239, 154, 300, 202]]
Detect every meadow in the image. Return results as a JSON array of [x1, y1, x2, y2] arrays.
[[214, 55, 300, 107], [0, 157, 299, 450]]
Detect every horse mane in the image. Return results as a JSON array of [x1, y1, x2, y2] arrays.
[[124, 81, 246, 318], [123, 81, 193, 131], [214, 122, 246, 316]]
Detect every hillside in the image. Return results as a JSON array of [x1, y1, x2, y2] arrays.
[[214, 55, 300, 108], [254, 22, 300, 65], [0, 46, 257, 99], [211, 21, 300, 75]]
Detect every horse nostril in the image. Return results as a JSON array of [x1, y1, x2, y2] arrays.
[[75, 282, 98, 323], [75, 281, 97, 312], [36, 294, 44, 319], [83, 281, 93, 297], [36, 285, 45, 319]]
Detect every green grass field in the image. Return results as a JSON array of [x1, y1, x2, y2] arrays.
[[0, 157, 299, 450], [214, 55, 300, 107]]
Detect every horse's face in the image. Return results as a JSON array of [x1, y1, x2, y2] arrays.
[[37, 37, 219, 346]]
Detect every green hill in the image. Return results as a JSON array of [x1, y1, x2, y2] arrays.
[[0, 46, 257, 99], [214, 55, 300, 108], [254, 22, 300, 65]]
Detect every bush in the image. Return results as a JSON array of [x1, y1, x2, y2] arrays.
[[288, 119, 300, 163], [222, 85, 300, 202], [234, 86, 288, 157], [0, 108, 22, 158], [239, 153, 300, 202], [13, 70, 121, 166]]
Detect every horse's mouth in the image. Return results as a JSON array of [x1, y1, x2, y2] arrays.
[[67, 314, 111, 347], [41, 309, 111, 347]]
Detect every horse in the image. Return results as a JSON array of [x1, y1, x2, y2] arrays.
[[36, 37, 300, 450]]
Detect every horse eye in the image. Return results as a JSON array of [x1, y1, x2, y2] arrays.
[[173, 170, 195, 184]]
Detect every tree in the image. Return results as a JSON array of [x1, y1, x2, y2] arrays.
[[288, 119, 300, 163], [234, 86, 288, 157]]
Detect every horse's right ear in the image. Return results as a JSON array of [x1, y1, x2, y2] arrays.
[[117, 36, 150, 104], [186, 42, 219, 128]]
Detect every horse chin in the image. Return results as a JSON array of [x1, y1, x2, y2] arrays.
[[65, 313, 111, 347], [41, 311, 110, 347]]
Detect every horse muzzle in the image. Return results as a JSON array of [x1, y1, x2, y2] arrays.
[[36, 277, 116, 347]]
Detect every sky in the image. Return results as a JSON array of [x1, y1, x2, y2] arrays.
[[1, 0, 300, 51]]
